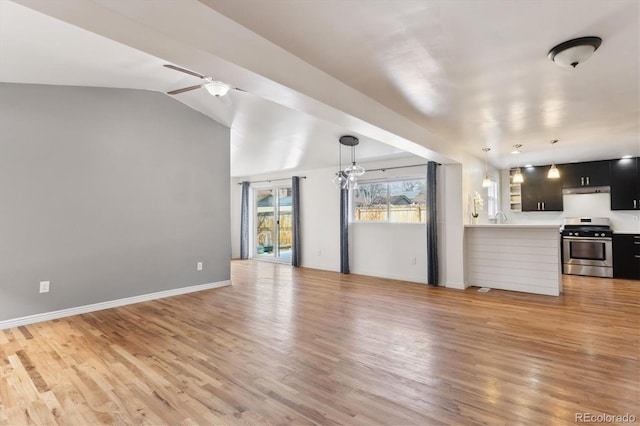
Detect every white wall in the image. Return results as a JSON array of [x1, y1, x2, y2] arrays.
[[348, 159, 428, 283], [453, 152, 504, 289], [230, 156, 463, 284], [462, 153, 501, 224], [230, 151, 520, 290], [499, 170, 640, 232], [441, 164, 465, 289], [350, 223, 426, 283], [231, 166, 341, 271], [299, 167, 341, 271]]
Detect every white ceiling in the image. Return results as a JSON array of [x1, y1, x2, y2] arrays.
[[1, 0, 638, 176]]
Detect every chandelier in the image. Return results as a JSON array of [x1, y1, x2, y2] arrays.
[[333, 135, 365, 190]]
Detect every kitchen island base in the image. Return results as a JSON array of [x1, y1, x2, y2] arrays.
[[465, 224, 562, 296]]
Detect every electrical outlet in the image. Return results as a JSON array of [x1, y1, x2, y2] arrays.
[[197, 262, 203, 271], [410, 257, 416, 265], [317, 249, 322, 256], [39, 281, 50, 293]]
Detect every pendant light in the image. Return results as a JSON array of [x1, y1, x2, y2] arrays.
[[339, 135, 365, 190], [513, 167, 524, 184], [482, 148, 491, 188], [512, 144, 524, 183], [547, 140, 560, 179], [332, 140, 347, 188]]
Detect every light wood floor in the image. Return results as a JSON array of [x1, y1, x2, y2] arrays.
[[1, 260, 638, 425]]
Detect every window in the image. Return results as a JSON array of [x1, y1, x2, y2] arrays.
[[353, 179, 426, 223], [255, 186, 292, 261], [486, 177, 498, 217]]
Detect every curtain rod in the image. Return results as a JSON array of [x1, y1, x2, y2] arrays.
[[366, 163, 439, 173], [238, 176, 307, 185]]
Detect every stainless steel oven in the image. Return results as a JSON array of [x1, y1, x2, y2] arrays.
[[561, 217, 613, 278]]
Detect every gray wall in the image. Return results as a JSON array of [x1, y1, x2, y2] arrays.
[[0, 83, 230, 321]]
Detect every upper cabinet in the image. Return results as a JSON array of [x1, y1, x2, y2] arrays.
[[512, 157, 638, 212], [520, 166, 563, 211], [610, 157, 640, 210], [560, 161, 610, 188]]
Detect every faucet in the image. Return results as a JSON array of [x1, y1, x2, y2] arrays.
[[494, 211, 508, 224]]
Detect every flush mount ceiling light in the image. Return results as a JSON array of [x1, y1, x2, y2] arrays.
[[333, 135, 365, 190], [482, 148, 492, 188], [548, 36, 602, 68], [547, 140, 560, 179], [511, 144, 523, 155]]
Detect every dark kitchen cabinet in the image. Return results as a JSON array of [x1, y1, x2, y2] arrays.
[[613, 234, 640, 279], [521, 166, 563, 211], [561, 161, 610, 188], [610, 157, 640, 210]]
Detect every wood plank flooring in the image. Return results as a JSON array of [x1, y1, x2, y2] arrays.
[[1, 260, 638, 425]]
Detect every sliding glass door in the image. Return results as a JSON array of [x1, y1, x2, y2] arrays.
[[255, 186, 292, 261]]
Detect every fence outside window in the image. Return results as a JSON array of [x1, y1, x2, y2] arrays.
[[353, 179, 426, 223]]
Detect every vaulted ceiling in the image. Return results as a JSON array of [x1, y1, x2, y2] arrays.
[[1, 0, 638, 177]]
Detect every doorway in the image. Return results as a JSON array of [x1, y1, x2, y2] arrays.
[[255, 186, 292, 262]]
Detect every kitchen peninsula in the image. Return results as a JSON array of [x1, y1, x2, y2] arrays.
[[465, 224, 562, 296]]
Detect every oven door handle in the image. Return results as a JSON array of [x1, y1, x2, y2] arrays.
[[563, 236, 612, 241]]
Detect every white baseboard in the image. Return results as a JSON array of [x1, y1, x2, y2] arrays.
[[446, 281, 467, 290], [349, 269, 428, 285], [0, 280, 231, 330]]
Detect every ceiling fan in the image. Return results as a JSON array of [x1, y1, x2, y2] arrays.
[[163, 64, 244, 97]]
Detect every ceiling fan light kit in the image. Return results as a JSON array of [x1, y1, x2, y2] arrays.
[[511, 144, 523, 155], [548, 36, 602, 68], [205, 81, 231, 97]]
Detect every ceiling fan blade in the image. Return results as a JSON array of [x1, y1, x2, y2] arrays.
[[231, 87, 246, 93], [167, 84, 203, 95], [163, 64, 205, 79]]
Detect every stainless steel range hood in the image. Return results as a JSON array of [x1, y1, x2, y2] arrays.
[[562, 186, 610, 195]]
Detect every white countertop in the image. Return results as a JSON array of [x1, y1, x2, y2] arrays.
[[465, 224, 561, 229]]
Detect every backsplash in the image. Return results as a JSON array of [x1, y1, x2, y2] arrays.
[[504, 193, 640, 233]]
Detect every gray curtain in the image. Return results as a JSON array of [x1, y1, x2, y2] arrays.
[[291, 176, 301, 267], [426, 161, 438, 285], [240, 181, 250, 260], [340, 187, 350, 274]]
